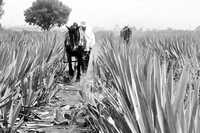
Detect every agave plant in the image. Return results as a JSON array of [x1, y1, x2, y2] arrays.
[[0, 31, 63, 132], [84, 35, 200, 133], [0, 41, 31, 132]]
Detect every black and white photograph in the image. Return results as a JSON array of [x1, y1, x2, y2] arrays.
[[0, 0, 199, 132]]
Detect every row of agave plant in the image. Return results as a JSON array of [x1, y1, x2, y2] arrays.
[[0, 31, 65, 132], [83, 32, 200, 133]]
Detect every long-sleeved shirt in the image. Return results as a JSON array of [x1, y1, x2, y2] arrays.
[[80, 26, 95, 51]]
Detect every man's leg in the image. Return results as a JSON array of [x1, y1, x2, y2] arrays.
[[81, 50, 87, 73], [84, 50, 90, 72], [76, 47, 84, 81], [66, 46, 74, 76]]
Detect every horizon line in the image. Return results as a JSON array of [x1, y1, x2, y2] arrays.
[[1, 24, 198, 31]]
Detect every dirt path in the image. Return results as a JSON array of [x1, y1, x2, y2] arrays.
[[19, 45, 100, 133], [19, 82, 91, 133]]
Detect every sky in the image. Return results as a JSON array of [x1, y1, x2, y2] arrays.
[[1, 0, 200, 30]]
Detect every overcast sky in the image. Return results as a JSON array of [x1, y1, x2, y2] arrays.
[[1, 0, 200, 30]]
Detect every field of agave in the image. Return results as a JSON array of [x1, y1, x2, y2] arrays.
[[0, 29, 200, 133], [0, 30, 66, 132], [86, 30, 200, 133]]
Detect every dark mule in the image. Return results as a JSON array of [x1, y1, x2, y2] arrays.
[[64, 23, 86, 81], [120, 26, 132, 44]]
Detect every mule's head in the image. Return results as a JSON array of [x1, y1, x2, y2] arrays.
[[66, 24, 80, 47]]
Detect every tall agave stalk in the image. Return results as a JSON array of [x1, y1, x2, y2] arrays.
[[86, 36, 200, 133]]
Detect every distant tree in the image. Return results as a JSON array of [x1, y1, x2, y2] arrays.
[[0, 0, 4, 29], [24, 0, 71, 31], [0, 0, 4, 19]]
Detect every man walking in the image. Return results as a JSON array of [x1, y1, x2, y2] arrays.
[[79, 21, 95, 70]]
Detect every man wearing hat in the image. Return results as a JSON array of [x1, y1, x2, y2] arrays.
[[79, 21, 95, 52], [79, 21, 95, 70]]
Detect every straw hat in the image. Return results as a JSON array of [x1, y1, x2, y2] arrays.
[[80, 21, 87, 27]]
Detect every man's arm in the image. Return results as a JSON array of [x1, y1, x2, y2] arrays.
[[85, 28, 95, 50]]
